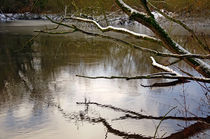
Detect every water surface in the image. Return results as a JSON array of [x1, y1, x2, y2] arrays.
[[0, 21, 209, 139]]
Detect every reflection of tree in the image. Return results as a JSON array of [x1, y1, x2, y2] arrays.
[[0, 34, 52, 111], [0, 31, 209, 137], [0, 34, 34, 93], [0, 34, 158, 106], [55, 101, 209, 139]]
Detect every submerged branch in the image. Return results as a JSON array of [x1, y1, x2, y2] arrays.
[[165, 122, 210, 139]]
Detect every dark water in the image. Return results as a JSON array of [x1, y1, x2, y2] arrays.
[[0, 21, 209, 139]]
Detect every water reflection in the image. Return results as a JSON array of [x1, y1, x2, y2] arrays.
[[0, 32, 209, 139]]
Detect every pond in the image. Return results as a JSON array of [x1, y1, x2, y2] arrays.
[[0, 20, 209, 139]]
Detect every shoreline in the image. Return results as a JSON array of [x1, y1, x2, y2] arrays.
[[1, 12, 210, 35]]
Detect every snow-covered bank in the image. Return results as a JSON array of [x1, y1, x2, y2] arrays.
[[0, 11, 166, 23], [0, 12, 209, 35], [0, 13, 63, 22]]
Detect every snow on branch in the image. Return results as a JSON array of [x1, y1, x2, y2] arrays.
[[115, 0, 210, 77], [36, 17, 210, 60], [68, 16, 162, 44]]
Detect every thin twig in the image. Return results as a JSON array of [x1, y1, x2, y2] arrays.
[[154, 106, 177, 139]]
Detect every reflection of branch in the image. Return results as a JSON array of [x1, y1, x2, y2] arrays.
[[51, 100, 210, 139], [76, 74, 210, 83], [80, 115, 210, 139], [84, 117, 151, 139], [77, 101, 210, 123], [36, 30, 74, 34], [141, 79, 189, 87], [76, 102, 210, 138]]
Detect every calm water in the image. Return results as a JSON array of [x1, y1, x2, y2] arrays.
[[0, 21, 209, 139]]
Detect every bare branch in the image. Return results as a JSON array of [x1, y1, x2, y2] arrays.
[[140, 0, 154, 18], [37, 17, 210, 60], [76, 74, 210, 83], [68, 16, 162, 44], [115, 0, 210, 77], [148, 2, 210, 53], [150, 56, 181, 76], [165, 122, 210, 139]]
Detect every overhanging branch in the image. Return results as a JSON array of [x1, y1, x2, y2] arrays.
[[148, 1, 210, 53], [76, 74, 210, 83], [37, 18, 210, 60], [68, 16, 161, 44], [115, 0, 210, 77]]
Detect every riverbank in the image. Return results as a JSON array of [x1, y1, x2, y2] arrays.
[[0, 13, 63, 22], [1, 12, 210, 36]]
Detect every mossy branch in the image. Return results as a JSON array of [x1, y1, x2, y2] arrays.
[[115, 0, 210, 77], [148, 2, 210, 53]]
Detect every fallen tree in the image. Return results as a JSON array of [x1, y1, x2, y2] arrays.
[[36, 1, 210, 138], [37, 0, 210, 85]]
